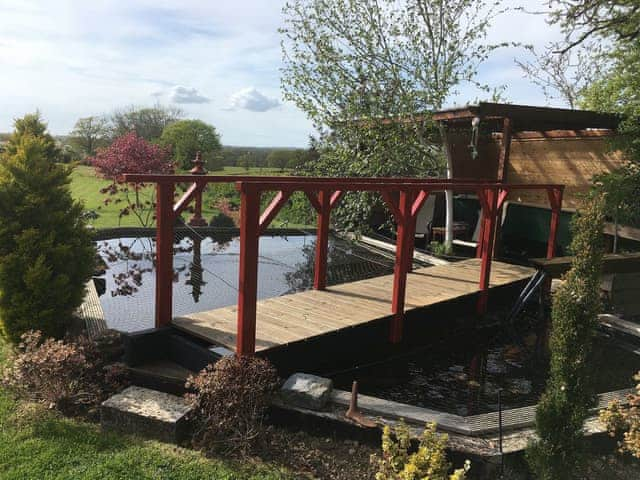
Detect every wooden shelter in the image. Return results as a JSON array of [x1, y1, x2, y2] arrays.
[[433, 102, 624, 210]]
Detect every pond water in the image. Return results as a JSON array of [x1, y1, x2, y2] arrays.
[[96, 233, 395, 332], [331, 316, 640, 416], [96, 232, 640, 417]]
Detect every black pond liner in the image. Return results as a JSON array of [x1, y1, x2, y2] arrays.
[[319, 305, 640, 417]]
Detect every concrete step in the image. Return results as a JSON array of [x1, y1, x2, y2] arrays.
[[129, 360, 194, 395], [101, 386, 193, 444]]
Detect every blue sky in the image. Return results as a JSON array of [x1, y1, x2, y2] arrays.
[[0, 1, 564, 147]]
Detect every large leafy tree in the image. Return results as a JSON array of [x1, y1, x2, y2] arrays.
[[110, 104, 183, 141], [280, 0, 507, 234], [547, 1, 640, 233], [0, 118, 94, 343], [69, 116, 110, 158], [160, 119, 223, 171]]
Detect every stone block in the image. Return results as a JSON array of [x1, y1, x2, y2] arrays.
[[280, 373, 333, 410], [101, 386, 192, 444]]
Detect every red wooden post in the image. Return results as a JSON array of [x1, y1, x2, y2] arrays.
[[237, 183, 261, 355], [390, 190, 415, 343], [475, 189, 488, 259], [546, 187, 563, 259], [314, 190, 331, 290], [155, 181, 175, 328], [476, 188, 498, 315]]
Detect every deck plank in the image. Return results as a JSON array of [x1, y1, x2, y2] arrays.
[[172, 259, 534, 352]]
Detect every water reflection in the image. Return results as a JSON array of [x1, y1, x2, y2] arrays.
[[96, 234, 395, 332]]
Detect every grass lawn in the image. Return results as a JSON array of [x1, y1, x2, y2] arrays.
[[0, 339, 292, 480], [70, 165, 301, 230]]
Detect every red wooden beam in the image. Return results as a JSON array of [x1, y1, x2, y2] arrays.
[[237, 184, 261, 355], [477, 188, 498, 314], [497, 188, 509, 210], [258, 190, 292, 235], [411, 190, 430, 218], [305, 190, 322, 213], [314, 191, 331, 290], [173, 182, 204, 217], [390, 190, 416, 343], [546, 187, 564, 259], [329, 190, 344, 208], [155, 182, 175, 328], [381, 191, 403, 223]]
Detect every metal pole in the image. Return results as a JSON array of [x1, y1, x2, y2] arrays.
[[498, 388, 504, 474]]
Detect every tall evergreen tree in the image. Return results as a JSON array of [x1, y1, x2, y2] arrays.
[[526, 195, 605, 479], [0, 117, 94, 343], [4, 111, 60, 161]]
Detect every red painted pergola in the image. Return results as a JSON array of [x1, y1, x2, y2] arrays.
[[123, 173, 563, 355]]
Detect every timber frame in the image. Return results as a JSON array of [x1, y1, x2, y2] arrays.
[[124, 173, 563, 356]]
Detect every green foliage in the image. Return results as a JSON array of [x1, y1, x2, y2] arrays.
[[281, 0, 507, 231], [110, 104, 183, 141], [160, 119, 223, 170], [581, 43, 640, 164], [526, 195, 606, 479], [371, 421, 469, 480], [4, 112, 60, 162], [0, 335, 291, 480], [591, 163, 640, 251], [69, 116, 110, 158], [0, 134, 94, 343], [429, 241, 453, 257], [600, 372, 640, 458]]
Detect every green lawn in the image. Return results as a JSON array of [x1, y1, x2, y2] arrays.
[[70, 165, 309, 230], [0, 339, 292, 480]]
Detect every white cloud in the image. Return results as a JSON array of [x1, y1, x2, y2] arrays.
[[168, 85, 210, 104], [226, 87, 280, 112]]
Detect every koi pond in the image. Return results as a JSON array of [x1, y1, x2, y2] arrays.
[[95, 232, 640, 416], [330, 317, 639, 415], [95, 232, 396, 332]]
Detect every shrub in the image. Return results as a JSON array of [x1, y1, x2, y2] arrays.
[[186, 356, 279, 455], [0, 132, 95, 343], [600, 371, 640, 458], [1, 330, 127, 415], [526, 195, 605, 479], [371, 421, 469, 480]]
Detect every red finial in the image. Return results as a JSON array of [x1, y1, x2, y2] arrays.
[[190, 151, 206, 175]]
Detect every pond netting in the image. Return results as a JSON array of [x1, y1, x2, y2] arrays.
[[95, 220, 420, 332]]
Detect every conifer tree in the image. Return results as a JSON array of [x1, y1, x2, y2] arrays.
[[526, 195, 605, 479], [4, 111, 60, 161], [0, 118, 94, 343]]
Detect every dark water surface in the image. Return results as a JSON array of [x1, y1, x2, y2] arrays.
[[331, 320, 639, 416], [96, 233, 395, 332], [96, 233, 639, 416]]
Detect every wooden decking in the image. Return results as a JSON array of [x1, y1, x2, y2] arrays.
[[172, 258, 535, 352]]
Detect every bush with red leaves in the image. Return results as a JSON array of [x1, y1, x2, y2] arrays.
[[1, 330, 128, 415], [91, 132, 172, 179], [186, 356, 279, 455]]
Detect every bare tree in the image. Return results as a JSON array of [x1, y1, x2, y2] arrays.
[[516, 43, 605, 108]]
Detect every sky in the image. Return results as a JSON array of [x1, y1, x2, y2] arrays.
[[0, 1, 565, 147]]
